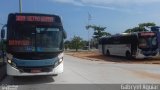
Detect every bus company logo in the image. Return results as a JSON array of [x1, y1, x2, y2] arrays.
[[16, 15, 54, 23], [2, 85, 18, 90]]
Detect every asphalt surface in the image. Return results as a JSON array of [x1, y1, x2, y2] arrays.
[[1, 55, 160, 89]]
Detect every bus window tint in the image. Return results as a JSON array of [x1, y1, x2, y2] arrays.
[[16, 24, 35, 40], [139, 38, 147, 47], [139, 36, 157, 48], [36, 28, 62, 50], [151, 37, 157, 46]]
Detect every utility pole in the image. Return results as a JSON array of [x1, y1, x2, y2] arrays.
[[87, 12, 91, 51], [19, 0, 22, 13]]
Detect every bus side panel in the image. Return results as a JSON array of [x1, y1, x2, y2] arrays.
[[106, 44, 131, 56], [117, 44, 131, 56], [106, 45, 116, 55], [98, 45, 103, 54]]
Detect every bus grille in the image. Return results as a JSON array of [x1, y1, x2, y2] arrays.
[[142, 51, 157, 56], [18, 66, 53, 73]]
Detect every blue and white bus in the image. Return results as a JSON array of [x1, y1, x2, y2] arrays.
[[1, 13, 66, 76], [98, 32, 159, 59]]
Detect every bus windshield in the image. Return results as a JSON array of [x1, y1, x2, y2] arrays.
[[8, 24, 63, 53], [138, 35, 157, 49], [36, 28, 62, 50]]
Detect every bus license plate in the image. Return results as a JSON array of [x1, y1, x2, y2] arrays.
[[31, 69, 41, 73]]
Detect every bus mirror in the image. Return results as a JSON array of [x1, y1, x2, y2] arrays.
[[63, 30, 67, 39], [1, 29, 5, 39]]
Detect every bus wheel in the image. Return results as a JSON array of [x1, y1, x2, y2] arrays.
[[52, 74, 58, 76], [126, 51, 132, 60], [106, 50, 110, 56]]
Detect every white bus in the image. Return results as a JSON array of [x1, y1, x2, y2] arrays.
[[1, 13, 66, 76], [98, 32, 159, 59]]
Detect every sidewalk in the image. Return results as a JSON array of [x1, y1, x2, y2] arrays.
[[0, 63, 6, 81]]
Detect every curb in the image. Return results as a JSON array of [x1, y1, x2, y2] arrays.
[[0, 63, 6, 81]]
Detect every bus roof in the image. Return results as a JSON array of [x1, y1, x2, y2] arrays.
[[7, 13, 63, 27], [100, 31, 155, 39]]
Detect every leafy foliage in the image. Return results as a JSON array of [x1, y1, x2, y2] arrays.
[[64, 40, 71, 50], [65, 36, 85, 51], [139, 22, 156, 28], [86, 25, 111, 40], [124, 22, 156, 33]]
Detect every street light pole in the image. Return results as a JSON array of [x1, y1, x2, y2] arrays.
[[87, 12, 91, 51], [88, 29, 90, 51], [19, 0, 22, 13]]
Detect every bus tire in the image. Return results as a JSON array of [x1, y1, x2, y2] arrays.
[[52, 74, 58, 76], [106, 50, 110, 56], [126, 51, 132, 60]]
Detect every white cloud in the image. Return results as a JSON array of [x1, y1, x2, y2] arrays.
[[53, 0, 84, 6], [52, 0, 160, 5], [89, 4, 131, 12], [81, 0, 160, 5], [50, 0, 160, 12]]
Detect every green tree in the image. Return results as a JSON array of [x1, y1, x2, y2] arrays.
[[124, 22, 156, 33], [81, 40, 88, 47], [64, 40, 71, 50], [125, 27, 144, 33], [86, 25, 111, 48], [70, 36, 83, 51], [86, 25, 111, 40], [139, 22, 156, 28]]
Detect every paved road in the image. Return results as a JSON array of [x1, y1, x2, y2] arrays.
[[1, 55, 160, 85]]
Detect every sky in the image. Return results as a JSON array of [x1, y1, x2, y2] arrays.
[[1, 0, 160, 40]]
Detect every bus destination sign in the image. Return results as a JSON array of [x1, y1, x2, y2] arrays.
[[9, 40, 30, 46], [140, 32, 155, 36], [16, 15, 54, 23]]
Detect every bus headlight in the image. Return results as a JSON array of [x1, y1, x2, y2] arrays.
[[54, 58, 63, 68], [7, 59, 12, 64], [7, 59, 17, 68], [59, 58, 63, 62]]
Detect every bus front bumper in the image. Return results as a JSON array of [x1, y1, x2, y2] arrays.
[[7, 61, 63, 76], [135, 52, 160, 59]]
